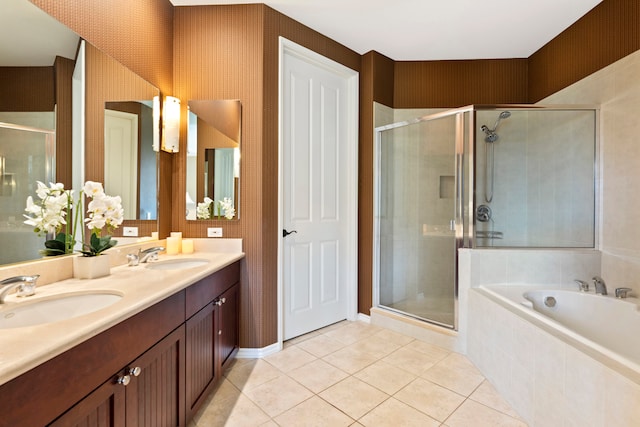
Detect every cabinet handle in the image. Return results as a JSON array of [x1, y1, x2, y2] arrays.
[[116, 375, 131, 386], [214, 297, 226, 306], [128, 366, 142, 377], [218, 330, 222, 335]]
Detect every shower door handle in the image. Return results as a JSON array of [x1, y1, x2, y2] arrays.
[[283, 229, 298, 238], [449, 219, 456, 232]]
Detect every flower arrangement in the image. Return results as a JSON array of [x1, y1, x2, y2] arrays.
[[196, 197, 236, 220], [23, 181, 124, 257]]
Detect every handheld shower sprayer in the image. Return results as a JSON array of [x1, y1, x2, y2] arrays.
[[481, 111, 510, 143], [482, 111, 511, 202]]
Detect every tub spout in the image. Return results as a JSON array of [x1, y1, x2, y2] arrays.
[[592, 276, 607, 296]]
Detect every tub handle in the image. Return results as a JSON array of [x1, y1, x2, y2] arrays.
[[615, 287, 632, 299], [574, 279, 589, 292]]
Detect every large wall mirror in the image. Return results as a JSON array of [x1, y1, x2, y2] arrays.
[[186, 100, 241, 220], [0, 0, 159, 266]]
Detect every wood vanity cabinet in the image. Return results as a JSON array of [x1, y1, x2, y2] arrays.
[[0, 260, 241, 427], [185, 262, 240, 422]]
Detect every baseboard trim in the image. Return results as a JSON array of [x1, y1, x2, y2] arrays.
[[236, 342, 282, 359]]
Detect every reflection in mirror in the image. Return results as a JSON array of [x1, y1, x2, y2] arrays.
[[0, 0, 78, 265], [186, 100, 241, 220], [104, 101, 157, 220]]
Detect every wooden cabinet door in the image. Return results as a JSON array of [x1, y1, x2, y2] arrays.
[[185, 302, 218, 422], [219, 282, 240, 369], [125, 326, 185, 427], [48, 378, 126, 427]]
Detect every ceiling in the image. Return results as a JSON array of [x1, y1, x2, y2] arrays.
[[169, 0, 603, 61], [2, 0, 603, 66]]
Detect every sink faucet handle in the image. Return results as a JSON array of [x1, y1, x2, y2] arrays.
[[574, 279, 589, 292], [126, 252, 140, 266], [615, 287, 633, 299]]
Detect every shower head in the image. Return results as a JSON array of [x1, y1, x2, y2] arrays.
[[492, 111, 511, 131]]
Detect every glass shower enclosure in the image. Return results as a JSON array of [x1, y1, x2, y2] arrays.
[[373, 105, 597, 329]]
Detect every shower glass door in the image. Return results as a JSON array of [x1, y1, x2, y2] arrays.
[[375, 112, 460, 328]]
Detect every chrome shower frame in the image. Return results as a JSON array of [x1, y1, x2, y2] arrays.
[[373, 104, 600, 331]]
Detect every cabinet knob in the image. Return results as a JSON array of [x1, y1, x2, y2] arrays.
[[128, 366, 142, 377], [116, 374, 131, 386], [218, 330, 222, 335], [214, 297, 226, 306]]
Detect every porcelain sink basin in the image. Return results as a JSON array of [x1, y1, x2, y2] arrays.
[[0, 291, 123, 329], [145, 258, 210, 270]]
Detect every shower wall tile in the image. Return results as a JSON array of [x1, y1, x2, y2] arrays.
[[542, 49, 640, 295]]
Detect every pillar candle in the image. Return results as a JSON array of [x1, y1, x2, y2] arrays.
[[182, 239, 194, 254], [151, 231, 159, 240], [166, 237, 180, 255], [170, 232, 182, 253]]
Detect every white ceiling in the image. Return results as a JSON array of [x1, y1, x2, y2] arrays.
[[170, 0, 603, 61], [1, 0, 80, 66]]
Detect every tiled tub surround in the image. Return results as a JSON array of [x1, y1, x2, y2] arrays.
[[468, 287, 640, 427], [0, 239, 243, 385], [459, 248, 640, 426]]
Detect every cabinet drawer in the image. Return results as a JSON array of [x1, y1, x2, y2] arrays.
[[185, 262, 239, 318]]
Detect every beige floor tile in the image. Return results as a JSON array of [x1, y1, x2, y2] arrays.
[[382, 346, 437, 375], [319, 376, 389, 419], [372, 328, 415, 347], [470, 380, 522, 419], [354, 360, 416, 395], [421, 352, 485, 396], [225, 359, 283, 391], [347, 334, 403, 359], [274, 396, 354, 426], [284, 330, 322, 347], [324, 322, 380, 345], [287, 358, 349, 393], [404, 339, 450, 363], [395, 377, 465, 422], [259, 421, 279, 427], [444, 399, 528, 427], [195, 394, 270, 426], [322, 345, 379, 374], [296, 333, 347, 358], [359, 397, 441, 427], [244, 375, 314, 418], [264, 345, 317, 372]]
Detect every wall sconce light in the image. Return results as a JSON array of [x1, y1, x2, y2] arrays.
[[152, 96, 181, 153], [162, 96, 181, 153]]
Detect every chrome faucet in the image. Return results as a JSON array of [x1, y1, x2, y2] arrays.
[[127, 246, 165, 266], [0, 275, 40, 303], [574, 279, 589, 292], [592, 276, 607, 295], [615, 287, 632, 299]]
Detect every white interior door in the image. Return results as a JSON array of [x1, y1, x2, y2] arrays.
[[280, 40, 358, 341], [104, 109, 138, 218]]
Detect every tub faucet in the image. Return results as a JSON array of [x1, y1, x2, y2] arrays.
[[574, 279, 589, 292], [592, 276, 607, 296], [615, 287, 632, 299], [0, 275, 40, 303]]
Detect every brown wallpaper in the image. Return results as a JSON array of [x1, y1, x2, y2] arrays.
[[0, 67, 54, 112], [394, 59, 529, 108], [54, 56, 75, 188], [529, 0, 640, 102]]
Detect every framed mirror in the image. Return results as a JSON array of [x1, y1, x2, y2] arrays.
[[186, 100, 241, 220], [0, 0, 160, 266]]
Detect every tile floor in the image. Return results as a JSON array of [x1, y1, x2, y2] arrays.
[[189, 320, 528, 426]]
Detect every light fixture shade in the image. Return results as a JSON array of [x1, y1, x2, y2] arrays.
[[162, 96, 181, 153]]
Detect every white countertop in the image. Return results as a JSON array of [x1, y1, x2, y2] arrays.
[[0, 250, 244, 386]]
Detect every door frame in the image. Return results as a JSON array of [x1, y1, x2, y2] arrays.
[[277, 37, 359, 345]]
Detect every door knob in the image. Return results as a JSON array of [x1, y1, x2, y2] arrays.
[[283, 229, 298, 238]]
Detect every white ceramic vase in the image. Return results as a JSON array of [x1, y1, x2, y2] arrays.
[[73, 254, 111, 279]]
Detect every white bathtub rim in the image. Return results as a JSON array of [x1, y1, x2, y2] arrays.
[[475, 285, 640, 386]]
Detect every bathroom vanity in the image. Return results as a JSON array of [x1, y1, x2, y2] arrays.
[[0, 252, 242, 427]]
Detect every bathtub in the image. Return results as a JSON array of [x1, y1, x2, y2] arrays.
[[469, 284, 640, 426], [477, 284, 640, 381]]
